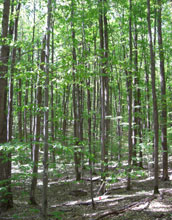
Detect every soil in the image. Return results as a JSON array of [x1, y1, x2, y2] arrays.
[[1, 160, 172, 220]]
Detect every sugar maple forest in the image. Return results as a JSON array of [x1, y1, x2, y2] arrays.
[[1, 0, 172, 219]]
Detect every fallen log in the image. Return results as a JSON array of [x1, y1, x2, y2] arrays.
[[95, 196, 155, 220]]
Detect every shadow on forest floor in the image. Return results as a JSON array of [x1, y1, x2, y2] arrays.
[[1, 161, 172, 220]]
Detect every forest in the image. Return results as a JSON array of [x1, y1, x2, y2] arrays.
[[1, 0, 172, 219]]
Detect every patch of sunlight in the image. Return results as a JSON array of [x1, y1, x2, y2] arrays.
[[83, 212, 98, 218], [108, 161, 118, 167], [133, 176, 154, 183], [135, 190, 153, 196], [48, 181, 59, 185], [48, 178, 76, 185], [14, 200, 28, 205], [37, 180, 43, 186], [131, 202, 150, 211], [51, 200, 80, 208], [51, 196, 117, 208], [108, 201, 119, 207], [58, 178, 76, 184], [148, 201, 172, 212]]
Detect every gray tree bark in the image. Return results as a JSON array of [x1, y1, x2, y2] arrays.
[[42, 0, 52, 218], [157, 0, 168, 181], [126, 0, 133, 191], [30, 37, 45, 205], [147, 0, 159, 194], [0, 0, 13, 210]]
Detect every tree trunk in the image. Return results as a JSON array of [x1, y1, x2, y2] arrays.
[[30, 37, 45, 205], [99, 0, 109, 194], [157, 0, 168, 181], [42, 0, 52, 218], [147, 0, 159, 194], [132, 21, 138, 166], [126, 0, 133, 191], [87, 78, 95, 208], [0, 0, 13, 210], [51, 19, 55, 163], [18, 74, 23, 141], [71, 0, 81, 181], [7, 2, 21, 142]]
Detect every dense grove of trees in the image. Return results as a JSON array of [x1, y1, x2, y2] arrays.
[[1, 0, 172, 219]]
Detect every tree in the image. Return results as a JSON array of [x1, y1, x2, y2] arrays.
[[71, 0, 82, 181], [30, 36, 45, 205], [0, 0, 13, 210], [147, 0, 159, 194], [7, 1, 21, 142], [126, 0, 133, 190], [157, 0, 168, 181], [42, 0, 52, 218], [99, 0, 110, 194]]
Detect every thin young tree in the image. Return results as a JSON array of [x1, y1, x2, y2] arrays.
[[99, 0, 110, 194], [147, 0, 159, 194], [71, 0, 82, 181], [30, 36, 45, 205], [126, 0, 133, 190], [87, 78, 95, 208], [42, 0, 52, 218], [7, 2, 21, 142], [157, 0, 168, 181]]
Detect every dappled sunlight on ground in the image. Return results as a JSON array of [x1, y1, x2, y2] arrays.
[[2, 159, 172, 220], [148, 200, 172, 212]]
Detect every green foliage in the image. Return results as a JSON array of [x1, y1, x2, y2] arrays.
[[51, 211, 64, 219], [29, 208, 40, 214]]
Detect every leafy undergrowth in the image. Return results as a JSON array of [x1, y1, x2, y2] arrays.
[[1, 160, 172, 220]]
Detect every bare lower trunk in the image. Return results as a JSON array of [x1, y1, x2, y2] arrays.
[[87, 78, 95, 208]]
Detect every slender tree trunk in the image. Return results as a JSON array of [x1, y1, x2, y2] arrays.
[[92, 30, 97, 169], [87, 78, 95, 208], [157, 0, 168, 181], [7, 1, 20, 142], [51, 19, 56, 163], [24, 80, 28, 141], [62, 85, 71, 143], [147, 0, 159, 194], [18, 76, 22, 141], [0, 0, 13, 210], [30, 0, 36, 159], [132, 21, 138, 166], [104, 0, 110, 168], [42, 0, 52, 218], [30, 37, 45, 205], [99, 0, 106, 194], [117, 72, 122, 162], [71, 0, 81, 181], [99, 0, 109, 194], [126, 0, 133, 191]]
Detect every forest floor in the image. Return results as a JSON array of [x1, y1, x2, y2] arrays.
[[1, 157, 172, 220]]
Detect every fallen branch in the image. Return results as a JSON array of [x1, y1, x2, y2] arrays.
[[106, 185, 126, 194], [95, 196, 155, 220], [82, 177, 101, 182], [51, 194, 150, 208]]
